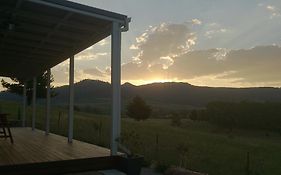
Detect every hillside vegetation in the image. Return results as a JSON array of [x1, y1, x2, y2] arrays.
[[1, 101, 281, 175]]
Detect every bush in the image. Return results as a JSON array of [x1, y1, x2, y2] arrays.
[[126, 96, 152, 121], [171, 113, 182, 127]]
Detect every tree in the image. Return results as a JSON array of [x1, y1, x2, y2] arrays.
[[1, 72, 56, 105], [126, 96, 152, 121]]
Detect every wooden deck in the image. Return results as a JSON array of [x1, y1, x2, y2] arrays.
[[0, 127, 111, 166]]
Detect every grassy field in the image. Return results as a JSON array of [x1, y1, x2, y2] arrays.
[[1, 100, 281, 175]]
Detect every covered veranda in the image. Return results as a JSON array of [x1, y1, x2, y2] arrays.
[[0, 0, 131, 174]]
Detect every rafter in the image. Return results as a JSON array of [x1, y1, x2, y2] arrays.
[[0, 0, 23, 49], [1, 47, 59, 58], [16, 10, 105, 33], [16, 22, 88, 41], [8, 31, 75, 47], [3, 40, 66, 53]]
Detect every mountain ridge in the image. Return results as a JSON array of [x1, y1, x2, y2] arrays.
[[1, 79, 281, 107]]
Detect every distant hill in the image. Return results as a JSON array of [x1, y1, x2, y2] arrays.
[[1, 79, 281, 107], [0, 92, 22, 101]]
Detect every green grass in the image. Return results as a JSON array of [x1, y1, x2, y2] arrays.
[[1, 100, 281, 175]]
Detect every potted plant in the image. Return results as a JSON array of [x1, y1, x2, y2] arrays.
[[116, 131, 144, 175]]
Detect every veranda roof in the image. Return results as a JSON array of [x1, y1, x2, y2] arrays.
[[0, 0, 129, 80]]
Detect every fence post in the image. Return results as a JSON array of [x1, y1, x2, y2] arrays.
[[246, 151, 250, 175]]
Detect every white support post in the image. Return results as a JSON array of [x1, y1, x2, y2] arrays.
[[68, 56, 74, 143], [45, 69, 51, 135], [22, 82, 27, 127], [111, 21, 122, 156], [32, 77, 37, 131]]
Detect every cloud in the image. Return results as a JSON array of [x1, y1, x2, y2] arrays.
[[123, 23, 281, 86], [98, 39, 109, 46], [205, 29, 228, 39], [207, 23, 220, 27], [259, 4, 281, 19], [217, 45, 281, 83], [169, 45, 281, 84], [122, 45, 281, 87], [83, 67, 108, 78], [204, 22, 230, 39], [168, 49, 224, 79], [191, 19, 202, 25], [76, 51, 108, 61], [51, 61, 69, 86], [51, 61, 88, 86], [59, 67, 111, 83], [266, 5, 281, 18], [129, 44, 139, 50], [132, 22, 196, 69]]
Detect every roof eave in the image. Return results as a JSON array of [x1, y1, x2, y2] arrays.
[[27, 0, 129, 26]]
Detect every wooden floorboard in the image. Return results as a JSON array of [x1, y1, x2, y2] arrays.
[[0, 127, 110, 166]]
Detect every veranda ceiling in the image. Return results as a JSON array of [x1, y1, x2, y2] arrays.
[[0, 0, 128, 80]]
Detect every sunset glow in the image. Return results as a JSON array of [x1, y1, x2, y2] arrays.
[[1, 0, 281, 91]]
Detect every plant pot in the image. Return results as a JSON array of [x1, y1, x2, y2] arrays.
[[118, 155, 144, 175]]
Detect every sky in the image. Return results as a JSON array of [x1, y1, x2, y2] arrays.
[[2, 0, 281, 90]]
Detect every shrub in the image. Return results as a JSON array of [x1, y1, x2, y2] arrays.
[[171, 113, 182, 127], [126, 96, 152, 121]]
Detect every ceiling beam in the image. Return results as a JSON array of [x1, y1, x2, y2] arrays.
[[0, 0, 125, 80], [3, 39, 66, 52], [52, 24, 111, 68], [27, 12, 75, 57], [0, 0, 23, 50], [8, 31, 76, 47], [16, 10, 106, 33], [5, 36, 73, 50], [16, 22, 88, 41], [1, 46, 60, 57], [0, 51, 56, 61], [39, 12, 73, 45]]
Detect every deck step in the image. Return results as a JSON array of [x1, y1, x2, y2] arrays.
[[99, 169, 126, 175]]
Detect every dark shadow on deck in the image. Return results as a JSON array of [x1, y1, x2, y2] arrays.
[[0, 156, 121, 175]]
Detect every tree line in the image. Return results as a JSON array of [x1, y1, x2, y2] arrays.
[[190, 101, 281, 133], [1, 72, 56, 105]]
